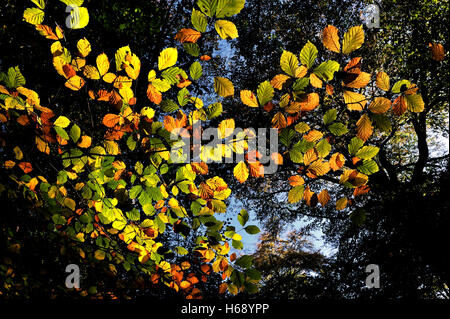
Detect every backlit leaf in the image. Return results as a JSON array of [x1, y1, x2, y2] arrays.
[[342, 25, 364, 54]]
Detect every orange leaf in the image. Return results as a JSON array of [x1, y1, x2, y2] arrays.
[[146, 84, 162, 105], [174, 28, 201, 43], [102, 114, 121, 128], [356, 114, 373, 141], [392, 96, 407, 116], [288, 175, 305, 186], [318, 189, 330, 206], [271, 112, 287, 129], [429, 43, 445, 61], [200, 55, 211, 61], [322, 25, 340, 53], [18, 162, 33, 173]]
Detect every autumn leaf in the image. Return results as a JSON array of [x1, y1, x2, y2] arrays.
[[270, 74, 290, 90], [376, 71, 390, 91], [240, 90, 258, 107], [158, 48, 178, 70], [318, 189, 331, 206], [429, 43, 445, 61], [342, 25, 364, 54], [368, 97, 391, 114], [174, 28, 201, 43], [234, 161, 249, 183], [356, 114, 373, 141], [215, 20, 239, 39], [322, 25, 341, 53], [102, 114, 121, 128], [214, 77, 234, 97], [336, 197, 348, 210]]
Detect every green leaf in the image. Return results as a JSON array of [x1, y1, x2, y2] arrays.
[[54, 127, 70, 140], [292, 78, 309, 92], [280, 50, 299, 77], [300, 41, 318, 69], [160, 99, 179, 113], [372, 114, 392, 132], [244, 225, 260, 234], [70, 124, 81, 143], [245, 268, 262, 281], [207, 102, 223, 119], [244, 282, 258, 294], [126, 209, 140, 221], [316, 139, 331, 158], [355, 146, 379, 160], [215, 0, 245, 18], [191, 8, 208, 33], [391, 79, 411, 93], [129, 185, 142, 199], [175, 246, 189, 255], [348, 137, 364, 155], [232, 239, 243, 250], [323, 108, 337, 125], [235, 255, 253, 269], [197, 0, 218, 17], [238, 209, 249, 226], [357, 159, 379, 175], [328, 122, 348, 136], [257, 81, 274, 106], [313, 60, 340, 81], [183, 43, 200, 57], [5, 66, 26, 88], [189, 61, 203, 80], [177, 88, 191, 106]]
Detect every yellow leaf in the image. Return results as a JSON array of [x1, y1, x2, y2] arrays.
[[158, 48, 178, 70], [23, 8, 44, 25], [77, 135, 91, 148], [218, 119, 235, 139], [104, 140, 120, 155], [405, 94, 425, 113], [54, 116, 71, 128], [343, 72, 371, 88], [271, 112, 287, 129], [342, 25, 364, 54], [233, 161, 249, 183], [376, 71, 390, 91], [67, 6, 89, 29], [240, 90, 258, 107], [77, 38, 91, 58], [304, 129, 323, 142], [310, 73, 323, 88], [83, 65, 100, 80], [307, 160, 330, 178], [214, 77, 234, 97], [323, 25, 341, 53], [65, 75, 85, 91], [215, 20, 239, 39], [96, 53, 110, 76], [356, 114, 373, 141], [36, 136, 50, 154], [94, 250, 105, 260], [336, 197, 348, 210], [343, 90, 367, 111], [13, 146, 23, 160]]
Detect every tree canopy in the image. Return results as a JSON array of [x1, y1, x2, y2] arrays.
[[0, 0, 448, 300]]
